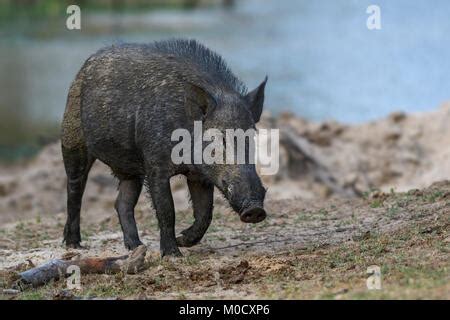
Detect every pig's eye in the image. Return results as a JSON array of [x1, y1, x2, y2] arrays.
[[221, 179, 227, 187]]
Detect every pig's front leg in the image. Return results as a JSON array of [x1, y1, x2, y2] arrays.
[[146, 172, 182, 257], [177, 178, 213, 247]]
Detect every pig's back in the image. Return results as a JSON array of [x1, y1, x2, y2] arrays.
[[77, 40, 245, 175], [78, 45, 183, 174]]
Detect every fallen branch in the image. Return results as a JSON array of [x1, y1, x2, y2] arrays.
[[280, 126, 358, 197], [15, 245, 147, 289]]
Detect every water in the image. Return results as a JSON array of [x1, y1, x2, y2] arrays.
[[1, 0, 449, 149]]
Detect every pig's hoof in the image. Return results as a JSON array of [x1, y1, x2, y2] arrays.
[[65, 242, 85, 249], [176, 235, 199, 248], [125, 240, 143, 250], [161, 247, 183, 257]]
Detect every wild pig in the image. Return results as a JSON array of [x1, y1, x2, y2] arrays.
[[61, 39, 267, 256]]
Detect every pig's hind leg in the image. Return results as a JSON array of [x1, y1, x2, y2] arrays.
[[115, 177, 144, 250], [176, 178, 214, 247], [62, 146, 95, 248]]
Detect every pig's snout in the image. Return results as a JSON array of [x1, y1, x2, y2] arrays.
[[217, 169, 267, 224], [240, 206, 266, 223]]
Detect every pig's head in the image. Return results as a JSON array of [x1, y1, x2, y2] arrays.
[[185, 77, 268, 223]]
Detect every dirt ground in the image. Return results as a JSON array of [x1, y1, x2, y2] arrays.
[[0, 104, 449, 299], [0, 180, 448, 299]]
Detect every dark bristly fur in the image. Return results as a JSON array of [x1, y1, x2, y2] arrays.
[[151, 39, 248, 96], [61, 38, 268, 257]]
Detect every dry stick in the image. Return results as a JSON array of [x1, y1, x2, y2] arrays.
[[211, 229, 336, 250], [211, 222, 367, 251], [212, 239, 307, 250], [280, 127, 358, 197], [16, 245, 147, 289]]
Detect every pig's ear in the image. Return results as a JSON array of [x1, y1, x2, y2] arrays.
[[184, 83, 217, 121], [245, 76, 268, 123]]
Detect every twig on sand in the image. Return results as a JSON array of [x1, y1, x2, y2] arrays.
[[212, 238, 308, 250]]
